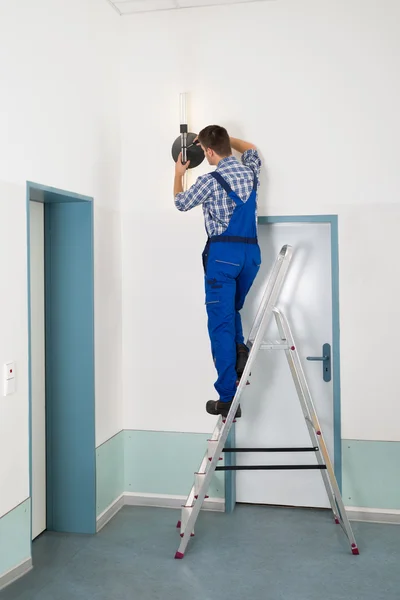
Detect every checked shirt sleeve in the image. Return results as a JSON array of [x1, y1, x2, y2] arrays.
[[174, 174, 212, 211], [242, 149, 262, 180]]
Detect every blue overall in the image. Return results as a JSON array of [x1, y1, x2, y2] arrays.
[[202, 171, 261, 403]]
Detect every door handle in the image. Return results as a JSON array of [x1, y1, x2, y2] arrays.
[[306, 343, 331, 382]]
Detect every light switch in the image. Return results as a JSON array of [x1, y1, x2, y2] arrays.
[[4, 362, 16, 396]]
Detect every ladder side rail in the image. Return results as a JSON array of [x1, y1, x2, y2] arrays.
[[180, 416, 223, 515], [273, 322, 341, 516], [273, 312, 315, 426], [274, 308, 317, 420], [272, 304, 331, 501], [247, 254, 293, 353], [275, 308, 342, 518], [176, 417, 237, 556], [277, 310, 358, 552], [247, 257, 282, 340], [176, 301, 274, 556], [282, 344, 340, 521], [288, 346, 357, 547], [248, 245, 293, 343]]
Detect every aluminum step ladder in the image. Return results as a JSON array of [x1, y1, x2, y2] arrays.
[[175, 244, 359, 559]]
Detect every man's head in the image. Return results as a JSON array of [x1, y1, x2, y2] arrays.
[[198, 125, 232, 166]]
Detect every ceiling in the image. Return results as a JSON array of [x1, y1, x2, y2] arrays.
[[106, 0, 271, 16]]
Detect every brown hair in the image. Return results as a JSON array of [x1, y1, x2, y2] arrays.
[[198, 125, 232, 157]]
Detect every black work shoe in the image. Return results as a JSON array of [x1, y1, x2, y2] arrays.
[[206, 400, 242, 418], [236, 343, 250, 379]]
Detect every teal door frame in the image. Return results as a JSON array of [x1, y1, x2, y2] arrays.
[[26, 182, 96, 545], [225, 214, 341, 512]]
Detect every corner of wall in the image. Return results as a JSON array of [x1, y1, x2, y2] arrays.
[[95, 428, 225, 529], [96, 431, 124, 520]]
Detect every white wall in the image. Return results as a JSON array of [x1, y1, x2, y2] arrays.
[[0, 182, 30, 518], [0, 0, 122, 519], [120, 0, 400, 440]]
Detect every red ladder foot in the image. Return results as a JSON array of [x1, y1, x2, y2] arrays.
[[175, 552, 184, 559], [176, 520, 181, 528]]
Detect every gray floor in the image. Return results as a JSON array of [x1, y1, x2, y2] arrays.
[[1, 504, 399, 600]]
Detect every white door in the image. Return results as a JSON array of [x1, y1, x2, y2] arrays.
[[30, 201, 47, 538], [236, 222, 334, 509]]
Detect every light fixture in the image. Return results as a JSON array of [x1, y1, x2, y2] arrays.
[[179, 92, 188, 164], [172, 92, 205, 184]]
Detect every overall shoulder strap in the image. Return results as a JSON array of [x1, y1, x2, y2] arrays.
[[210, 172, 243, 205]]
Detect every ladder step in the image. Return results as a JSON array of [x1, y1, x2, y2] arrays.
[[260, 343, 290, 350], [207, 439, 223, 461], [223, 447, 319, 453], [216, 464, 327, 471], [179, 505, 195, 537], [194, 472, 209, 499]]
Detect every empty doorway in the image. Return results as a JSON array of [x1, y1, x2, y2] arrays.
[[27, 183, 96, 541]]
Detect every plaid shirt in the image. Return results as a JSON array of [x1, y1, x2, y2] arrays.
[[174, 149, 262, 237]]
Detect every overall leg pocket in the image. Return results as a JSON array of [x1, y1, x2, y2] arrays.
[[205, 277, 222, 306], [204, 276, 237, 401], [204, 245, 242, 307]]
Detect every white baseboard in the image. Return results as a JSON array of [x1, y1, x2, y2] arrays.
[[96, 492, 225, 531], [96, 495, 400, 532], [0, 558, 32, 592], [124, 492, 225, 512], [96, 494, 125, 532], [346, 506, 400, 525]]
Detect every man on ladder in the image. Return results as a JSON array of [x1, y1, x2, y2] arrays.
[[174, 125, 262, 419]]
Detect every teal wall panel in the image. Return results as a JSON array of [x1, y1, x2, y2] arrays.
[[97, 433, 400, 511], [124, 430, 224, 498], [96, 432, 124, 517], [342, 440, 400, 509], [0, 500, 31, 578]]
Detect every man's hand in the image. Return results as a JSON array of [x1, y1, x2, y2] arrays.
[[174, 152, 190, 196], [175, 152, 190, 177]]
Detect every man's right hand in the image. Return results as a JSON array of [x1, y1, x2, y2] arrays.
[[175, 152, 190, 177]]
